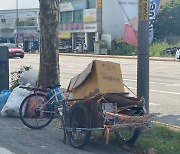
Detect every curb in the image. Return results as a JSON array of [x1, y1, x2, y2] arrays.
[[25, 52, 180, 62], [59, 53, 180, 62], [152, 121, 180, 131]]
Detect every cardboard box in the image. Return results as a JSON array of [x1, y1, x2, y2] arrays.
[[68, 60, 124, 99]]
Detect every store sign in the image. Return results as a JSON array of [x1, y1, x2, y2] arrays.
[[60, 22, 83, 31], [97, 0, 102, 8], [58, 32, 71, 39], [84, 23, 97, 32], [83, 9, 97, 23], [139, 0, 149, 20], [60, 1, 85, 12]]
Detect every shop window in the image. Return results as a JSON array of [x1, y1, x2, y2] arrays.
[[87, 0, 96, 8], [74, 10, 83, 22], [61, 12, 66, 23], [60, 0, 71, 2], [1, 18, 6, 23], [66, 11, 72, 23], [61, 11, 73, 23]]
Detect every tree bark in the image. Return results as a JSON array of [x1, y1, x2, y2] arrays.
[[38, 0, 60, 88]]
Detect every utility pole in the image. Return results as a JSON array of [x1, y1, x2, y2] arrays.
[[16, 0, 19, 47], [137, 0, 149, 113]]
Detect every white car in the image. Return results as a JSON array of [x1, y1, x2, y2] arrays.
[[175, 48, 180, 59]]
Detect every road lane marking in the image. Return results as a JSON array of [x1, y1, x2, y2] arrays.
[[124, 79, 180, 87], [0, 147, 15, 154], [127, 87, 180, 95], [150, 103, 160, 106], [150, 89, 180, 95]]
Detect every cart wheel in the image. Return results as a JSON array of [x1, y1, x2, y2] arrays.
[[115, 128, 140, 144], [67, 102, 91, 149], [115, 109, 144, 144]]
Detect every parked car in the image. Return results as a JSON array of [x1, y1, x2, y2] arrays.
[[59, 41, 72, 53], [160, 46, 178, 56], [175, 47, 180, 59], [58, 42, 66, 52], [0, 43, 24, 58], [65, 44, 72, 52]]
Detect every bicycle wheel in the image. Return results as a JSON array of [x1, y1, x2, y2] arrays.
[[19, 93, 54, 129], [67, 102, 91, 149]]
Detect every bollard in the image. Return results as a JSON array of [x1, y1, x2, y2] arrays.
[[0, 46, 9, 91]]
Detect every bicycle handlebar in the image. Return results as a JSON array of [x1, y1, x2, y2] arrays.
[[19, 86, 47, 92], [19, 84, 61, 92]]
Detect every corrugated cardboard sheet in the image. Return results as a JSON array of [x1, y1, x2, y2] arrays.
[[68, 60, 125, 99]]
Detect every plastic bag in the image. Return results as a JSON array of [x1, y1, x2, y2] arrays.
[[18, 69, 38, 87], [1, 86, 31, 117], [0, 90, 11, 111], [47, 87, 65, 103]]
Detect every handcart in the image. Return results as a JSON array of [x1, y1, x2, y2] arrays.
[[65, 92, 153, 149]]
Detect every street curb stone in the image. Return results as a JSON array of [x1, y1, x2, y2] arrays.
[[152, 121, 180, 131], [59, 53, 180, 62], [25, 52, 180, 62]]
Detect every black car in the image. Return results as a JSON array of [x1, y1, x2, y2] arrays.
[[59, 41, 72, 53]]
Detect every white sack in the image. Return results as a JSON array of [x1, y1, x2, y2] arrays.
[[18, 69, 38, 87], [1, 86, 31, 117]]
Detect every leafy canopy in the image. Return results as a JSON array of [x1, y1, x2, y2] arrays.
[[154, 0, 180, 38]]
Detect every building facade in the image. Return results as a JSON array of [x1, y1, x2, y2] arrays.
[[59, 0, 125, 52], [59, 0, 101, 52], [0, 0, 127, 53], [0, 8, 39, 51]]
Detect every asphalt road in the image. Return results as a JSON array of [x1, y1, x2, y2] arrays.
[[9, 53, 180, 127]]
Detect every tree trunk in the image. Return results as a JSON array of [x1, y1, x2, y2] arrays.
[[38, 0, 60, 88]]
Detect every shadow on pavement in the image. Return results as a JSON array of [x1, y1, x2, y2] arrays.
[[154, 114, 180, 127]]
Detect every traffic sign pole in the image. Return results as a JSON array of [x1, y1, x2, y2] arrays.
[[137, 0, 149, 113]]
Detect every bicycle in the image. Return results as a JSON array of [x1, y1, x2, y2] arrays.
[[19, 85, 91, 148], [19, 85, 65, 129]]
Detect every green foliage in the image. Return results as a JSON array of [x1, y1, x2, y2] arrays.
[[10, 66, 32, 90], [154, 0, 180, 38], [149, 42, 180, 57], [108, 40, 137, 56], [149, 42, 170, 57], [135, 123, 180, 154], [108, 40, 179, 57]]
